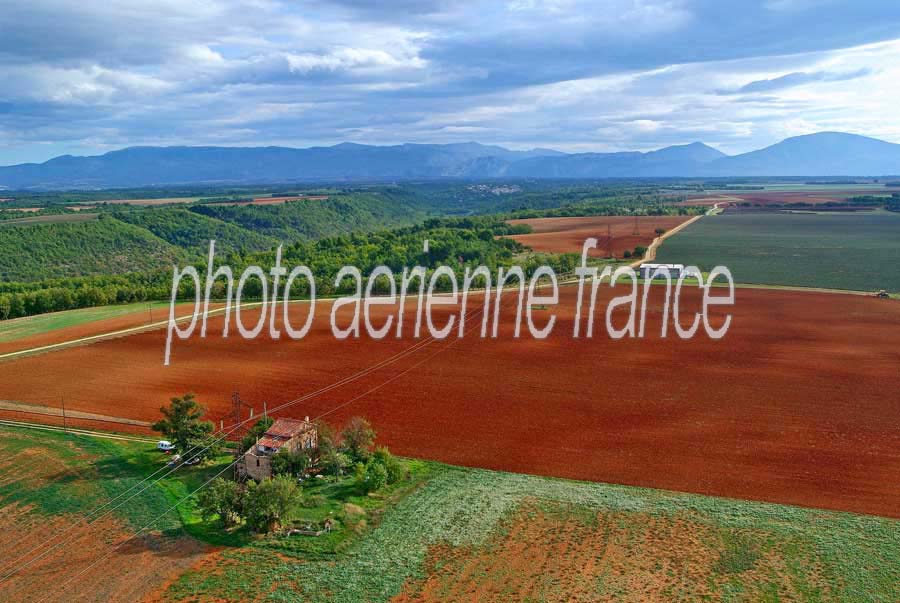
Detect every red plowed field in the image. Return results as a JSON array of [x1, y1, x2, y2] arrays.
[[0, 303, 221, 356], [1, 287, 899, 518], [505, 216, 692, 257]]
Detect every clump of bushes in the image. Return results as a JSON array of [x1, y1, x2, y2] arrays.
[[198, 475, 298, 533]]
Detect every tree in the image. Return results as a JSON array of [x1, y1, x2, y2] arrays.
[[314, 419, 339, 456], [372, 447, 403, 485], [151, 394, 214, 455], [239, 416, 274, 454], [355, 460, 387, 493], [271, 449, 310, 477], [197, 478, 244, 528], [341, 416, 376, 462], [191, 433, 224, 462], [368, 462, 388, 491], [321, 450, 351, 476], [243, 475, 298, 532], [0, 295, 10, 321]]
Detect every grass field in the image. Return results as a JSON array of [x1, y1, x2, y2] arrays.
[[655, 210, 900, 292], [2, 425, 894, 602], [0, 301, 171, 343], [163, 465, 900, 603]]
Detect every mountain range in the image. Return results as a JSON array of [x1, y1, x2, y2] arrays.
[[2, 132, 899, 189]]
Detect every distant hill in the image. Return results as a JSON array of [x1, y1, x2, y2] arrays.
[[2, 132, 900, 188], [704, 132, 900, 176], [0, 192, 423, 281], [0, 143, 563, 189], [505, 142, 727, 178], [0, 216, 183, 281]]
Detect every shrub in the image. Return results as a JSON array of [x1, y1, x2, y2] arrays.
[[321, 450, 351, 476], [367, 462, 388, 492], [356, 461, 388, 493], [372, 447, 403, 485], [244, 475, 299, 533], [271, 449, 310, 477], [197, 478, 244, 528]]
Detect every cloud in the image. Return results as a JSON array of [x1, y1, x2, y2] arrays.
[[1, 0, 900, 164], [731, 68, 872, 94]]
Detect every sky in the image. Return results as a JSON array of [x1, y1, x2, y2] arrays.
[[3, 0, 900, 165]]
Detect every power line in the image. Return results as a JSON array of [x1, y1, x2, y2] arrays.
[[3, 285, 519, 601], [0, 329, 445, 583], [0, 333, 437, 585], [29, 460, 239, 603]]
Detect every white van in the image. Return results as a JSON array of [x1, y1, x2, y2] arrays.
[[157, 440, 176, 452]]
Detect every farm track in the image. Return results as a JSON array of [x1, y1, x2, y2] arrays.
[[626, 203, 726, 267], [0, 419, 155, 442], [0, 400, 150, 427]]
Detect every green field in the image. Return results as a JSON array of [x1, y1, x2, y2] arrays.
[[655, 211, 900, 292], [0, 301, 172, 343], [1, 425, 897, 603]]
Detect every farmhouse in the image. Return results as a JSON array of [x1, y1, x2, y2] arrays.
[[639, 263, 685, 280], [239, 417, 318, 481]]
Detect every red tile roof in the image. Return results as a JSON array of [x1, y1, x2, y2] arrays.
[[256, 418, 313, 449], [265, 418, 313, 438]]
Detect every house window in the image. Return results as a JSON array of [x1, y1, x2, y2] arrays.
[[256, 458, 260, 467]]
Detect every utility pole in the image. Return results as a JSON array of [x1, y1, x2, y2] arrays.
[[148, 302, 153, 324], [231, 389, 252, 437], [61, 396, 68, 434]]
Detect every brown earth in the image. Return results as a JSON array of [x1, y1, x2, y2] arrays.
[[0, 438, 206, 603], [392, 501, 829, 603], [505, 216, 693, 258], [0, 286, 899, 518]]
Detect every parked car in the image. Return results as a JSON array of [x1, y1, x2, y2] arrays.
[[157, 440, 175, 452]]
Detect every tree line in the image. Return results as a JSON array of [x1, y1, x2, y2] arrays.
[[0, 215, 569, 320]]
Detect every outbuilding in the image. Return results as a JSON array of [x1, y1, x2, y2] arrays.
[[639, 263, 685, 280]]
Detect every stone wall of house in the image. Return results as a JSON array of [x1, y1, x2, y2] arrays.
[[242, 450, 273, 481]]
